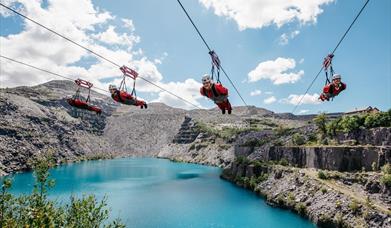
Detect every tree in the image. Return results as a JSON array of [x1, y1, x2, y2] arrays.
[[314, 113, 328, 140], [0, 154, 125, 227]]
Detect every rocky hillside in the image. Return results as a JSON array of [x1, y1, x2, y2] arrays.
[[1, 80, 390, 227], [0, 81, 116, 175], [0, 80, 309, 175]]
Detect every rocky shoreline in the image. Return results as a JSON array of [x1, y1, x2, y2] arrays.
[[219, 159, 391, 228]]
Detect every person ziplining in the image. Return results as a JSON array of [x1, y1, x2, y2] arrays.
[[109, 66, 147, 109], [319, 54, 346, 101], [200, 51, 232, 114], [67, 79, 102, 114]]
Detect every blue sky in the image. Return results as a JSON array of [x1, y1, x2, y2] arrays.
[[0, 0, 390, 114]]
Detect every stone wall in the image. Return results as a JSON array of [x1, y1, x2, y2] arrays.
[[246, 146, 391, 171], [335, 127, 391, 146]]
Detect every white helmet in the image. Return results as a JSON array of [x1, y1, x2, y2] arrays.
[[332, 74, 341, 80], [202, 74, 212, 83], [108, 84, 117, 91]]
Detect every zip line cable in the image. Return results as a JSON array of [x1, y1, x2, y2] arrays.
[[176, 0, 248, 107], [0, 3, 203, 109], [0, 3, 120, 68], [291, 0, 370, 114], [1, 55, 108, 93], [0, 55, 202, 109]]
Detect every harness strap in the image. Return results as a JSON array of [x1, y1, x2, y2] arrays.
[[209, 50, 221, 83], [86, 88, 91, 103], [202, 84, 220, 99], [130, 78, 137, 98], [115, 90, 125, 103], [323, 54, 335, 85]]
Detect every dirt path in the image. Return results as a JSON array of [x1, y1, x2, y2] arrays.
[[303, 169, 390, 214]]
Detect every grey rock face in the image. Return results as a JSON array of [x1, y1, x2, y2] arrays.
[[222, 162, 391, 228], [239, 145, 390, 172], [172, 116, 199, 144]]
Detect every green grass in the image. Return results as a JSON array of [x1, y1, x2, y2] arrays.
[[195, 121, 263, 140], [318, 170, 329, 180]]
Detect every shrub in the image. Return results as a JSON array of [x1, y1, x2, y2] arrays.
[[335, 212, 344, 227], [314, 113, 328, 137], [273, 139, 284, 146], [364, 111, 391, 128], [381, 163, 391, 174], [248, 177, 257, 189], [292, 133, 306, 145], [321, 188, 327, 194], [381, 174, 391, 188], [251, 160, 264, 168], [365, 196, 374, 209], [326, 119, 341, 137], [349, 200, 360, 214], [279, 158, 289, 166], [381, 165, 391, 187], [371, 162, 377, 171], [256, 173, 269, 183], [317, 214, 334, 227], [275, 125, 292, 136], [318, 170, 329, 180], [276, 195, 285, 206], [335, 200, 342, 209], [287, 192, 295, 206], [242, 177, 250, 188], [339, 115, 364, 133], [235, 156, 250, 165], [307, 133, 317, 143], [0, 155, 124, 227], [295, 203, 307, 216]]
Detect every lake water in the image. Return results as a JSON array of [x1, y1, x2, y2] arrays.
[[8, 158, 314, 228]]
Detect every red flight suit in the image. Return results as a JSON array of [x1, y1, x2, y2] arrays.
[[111, 90, 146, 107], [200, 83, 232, 111], [319, 82, 346, 101], [67, 98, 102, 114]]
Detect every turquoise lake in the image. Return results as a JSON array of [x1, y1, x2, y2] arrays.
[[7, 158, 315, 227]]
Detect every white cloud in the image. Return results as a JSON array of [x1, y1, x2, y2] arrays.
[[264, 96, 277, 104], [280, 93, 321, 105], [279, 30, 300, 45], [0, 0, 114, 87], [299, 109, 310, 114], [151, 78, 204, 110], [265, 91, 273, 95], [0, 0, 206, 110], [250, 89, 262, 96], [121, 18, 135, 32], [153, 52, 168, 65], [199, 0, 334, 30], [91, 25, 140, 48], [248, 57, 304, 84]]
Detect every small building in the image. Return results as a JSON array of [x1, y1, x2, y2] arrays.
[[344, 106, 380, 115]]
